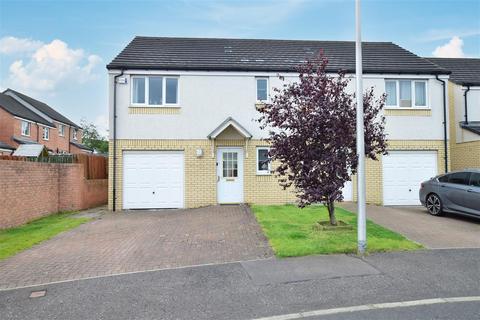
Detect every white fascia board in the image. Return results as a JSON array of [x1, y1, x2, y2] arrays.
[[111, 69, 448, 80], [208, 118, 252, 139]]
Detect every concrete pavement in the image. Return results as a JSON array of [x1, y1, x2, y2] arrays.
[[340, 202, 480, 248], [1, 249, 479, 320]]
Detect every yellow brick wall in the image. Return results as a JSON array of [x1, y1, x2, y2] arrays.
[[108, 139, 296, 210], [109, 139, 450, 209], [448, 82, 480, 170], [450, 140, 480, 170], [352, 140, 449, 205], [384, 109, 432, 116], [128, 107, 181, 114]]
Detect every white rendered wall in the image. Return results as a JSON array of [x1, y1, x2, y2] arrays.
[[453, 85, 480, 143], [109, 70, 448, 141]]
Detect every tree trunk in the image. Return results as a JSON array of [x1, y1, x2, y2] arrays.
[[327, 200, 337, 226]]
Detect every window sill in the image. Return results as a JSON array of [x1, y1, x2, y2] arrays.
[[129, 106, 181, 115], [384, 108, 432, 116], [255, 102, 268, 110], [256, 172, 272, 176]]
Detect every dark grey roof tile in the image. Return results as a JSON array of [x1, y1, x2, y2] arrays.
[[0, 93, 54, 127], [107, 36, 449, 75], [426, 58, 480, 86]]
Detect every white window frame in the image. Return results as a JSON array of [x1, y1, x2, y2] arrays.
[[58, 124, 65, 137], [73, 129, 78, 140], [384, 79, 429, 109], [43, 127, 49, 141], [256, 147, 271, 175], [21, 121, 30, 136], [131, 75, 180, 107], [256, 77, 269, 103]]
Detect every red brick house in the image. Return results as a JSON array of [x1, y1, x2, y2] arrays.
[[0, 89, 92, 155]]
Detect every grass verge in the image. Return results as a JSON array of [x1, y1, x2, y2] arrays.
[[252, 204, 422, 257], [0, 212, 90, 260]]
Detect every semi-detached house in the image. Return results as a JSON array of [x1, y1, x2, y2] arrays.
[[107, 36, 451, 210], [0, 89, 91, 155]]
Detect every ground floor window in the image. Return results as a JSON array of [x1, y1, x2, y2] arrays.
[[256, 147, 271, 175]]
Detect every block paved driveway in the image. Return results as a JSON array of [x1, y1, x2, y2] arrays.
[[340, 202, 480, 249], [0, 205, 273, 290]]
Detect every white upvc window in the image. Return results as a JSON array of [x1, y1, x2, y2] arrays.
[[131, 75, 179, 106], [21, 121, 30, 136], [42, 127, 49, 140], [58, 124, 65, 137], [256, 77, 269, 102], [256, 147, 271, 175], [73, 128, 78, 140], [385, 79, 428, 108]]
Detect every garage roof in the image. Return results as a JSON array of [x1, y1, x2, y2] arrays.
[[107, 36, 450, 75]]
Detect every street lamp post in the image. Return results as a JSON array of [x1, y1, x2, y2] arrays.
[[355, 0, 367, 255]]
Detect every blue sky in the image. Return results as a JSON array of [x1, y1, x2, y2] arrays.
[[1, 0, 479, 136]]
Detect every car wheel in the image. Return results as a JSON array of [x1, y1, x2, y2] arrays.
[[426, 193, 443, 216]]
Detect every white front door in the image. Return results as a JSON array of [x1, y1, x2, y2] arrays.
[[383, 151, 437, 205], [123, 151, 184, 209], [217, 147, 244, 204]]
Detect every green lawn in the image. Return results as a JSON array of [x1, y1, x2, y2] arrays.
[[252, 205, 422, 257], [0, 212, 90, 260]]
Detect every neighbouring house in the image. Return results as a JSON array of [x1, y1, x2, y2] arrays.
[[0, 89, 92, 154], [426, 58, 480, 171], [107, 36, 451, 210]]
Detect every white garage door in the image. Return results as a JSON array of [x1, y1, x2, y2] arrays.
[[123, 151, 184, 209], [383, 151, 437, 205]]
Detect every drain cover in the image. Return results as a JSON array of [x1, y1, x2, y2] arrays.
[[29, 290, 46, 298]]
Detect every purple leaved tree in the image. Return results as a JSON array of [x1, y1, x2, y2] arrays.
[[258, 54, 387, 226]]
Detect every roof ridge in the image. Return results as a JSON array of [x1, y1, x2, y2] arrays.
[[133, 35, 394, 44]]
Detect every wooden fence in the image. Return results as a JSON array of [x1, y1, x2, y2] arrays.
[[75, 154, 108, 180], [0, 154, 108, 179]]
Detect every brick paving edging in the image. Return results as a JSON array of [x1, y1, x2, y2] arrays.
[[0, 205, 273, 289]]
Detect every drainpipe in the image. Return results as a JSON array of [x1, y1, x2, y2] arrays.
[[435, 75, 448, 173], [112, 69, 124, 211], [464, 85, 470, 124]]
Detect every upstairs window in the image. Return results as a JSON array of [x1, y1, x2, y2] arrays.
[[58, 124, 65, 137], [256, 78, 269, 102], [73, 129, 78, 140], [132, 76, 179, 106], [21, 121, 30, 136], [385, 80, 428, 108], [43, 127, 49, 140], [256, 147, 271, 175]]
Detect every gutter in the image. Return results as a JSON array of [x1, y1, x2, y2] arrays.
[[435, 75, 448, 173], [464, 85, 471, 124], [112, 70, 124, 212]]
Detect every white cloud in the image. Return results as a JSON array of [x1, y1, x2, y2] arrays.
[[432, 36, 466, 58], [0, 36, 43, 54], [4, 38, 102, 92]]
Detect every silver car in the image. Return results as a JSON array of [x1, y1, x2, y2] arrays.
[[419, 169, 480, 218]]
